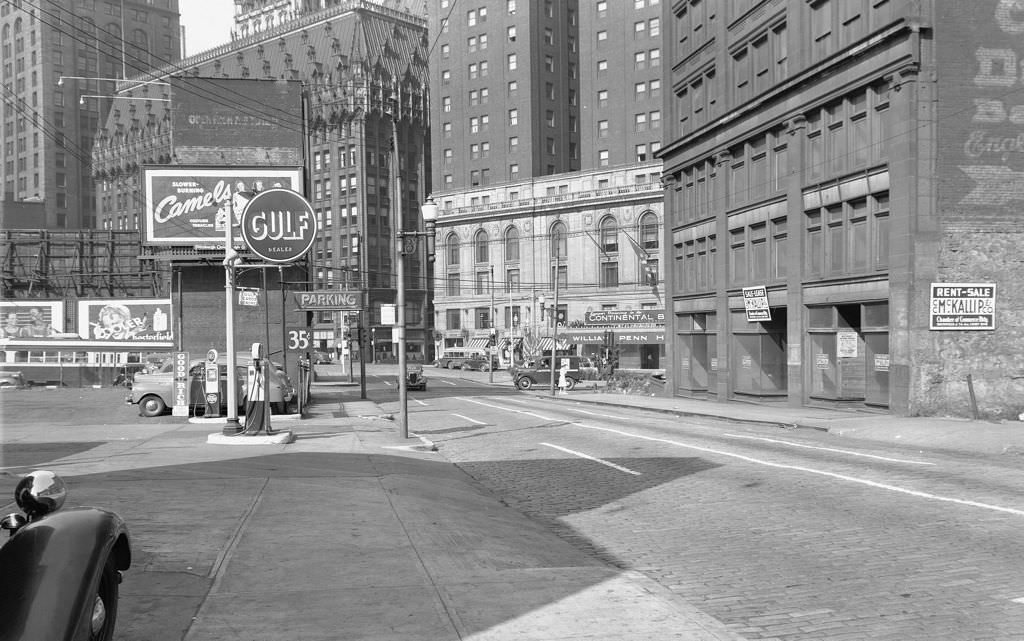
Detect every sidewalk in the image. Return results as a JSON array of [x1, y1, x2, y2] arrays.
[[541, 387, 1024, 457], [117, 387, 749, 641]]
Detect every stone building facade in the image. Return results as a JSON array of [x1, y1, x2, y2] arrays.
[[659, 0, 1024, 418]]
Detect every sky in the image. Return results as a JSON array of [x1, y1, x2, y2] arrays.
[[178, 0, 236, 57]]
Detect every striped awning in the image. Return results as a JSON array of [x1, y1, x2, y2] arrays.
[[536, 337, 572, 351], [467, 338, 489, 349]]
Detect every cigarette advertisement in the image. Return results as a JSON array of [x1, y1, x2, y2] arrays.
[[143, 166, 302, 245]]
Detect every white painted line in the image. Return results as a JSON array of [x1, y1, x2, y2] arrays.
[[1012, 597, 1024, 604], [460, 397, 1024, 517], [570, 422, 1024, 518], [442, 379, 458, 386], [463, 397, 555, 421], [541, 442, 642, 476], [722, 433, 935, 465], [412, 398, 428, 406], [452, 413, 487, 425]]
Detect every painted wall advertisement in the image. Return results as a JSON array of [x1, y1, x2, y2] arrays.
[[940, 2, 1024, 212], [77, 299, 174, 342], [142, 166, 303, 245], [929, 283, 996, 330]]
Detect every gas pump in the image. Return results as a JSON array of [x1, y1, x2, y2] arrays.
[[245, 342, 271, 433], [203, 349, 220, 417]]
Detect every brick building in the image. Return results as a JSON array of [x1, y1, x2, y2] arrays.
[[660, 1, 1024, 418]]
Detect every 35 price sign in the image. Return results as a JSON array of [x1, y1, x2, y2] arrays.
[[287, 328, 312, 351]]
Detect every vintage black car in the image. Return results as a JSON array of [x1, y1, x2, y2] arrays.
[[406, 364, 427, 391], [0, 470, 131, 641]]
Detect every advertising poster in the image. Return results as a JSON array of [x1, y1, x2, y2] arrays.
[[77, 299, 174, 342], [742, 286, 771, 322], [929, 283, 996, 330], [142, 166, 303, 245], [837, 331, 859, 357], [0, 300, 72, 338]]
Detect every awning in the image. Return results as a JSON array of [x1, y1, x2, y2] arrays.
[[467, 338, 489, 349], [536, 337, 572, 351]]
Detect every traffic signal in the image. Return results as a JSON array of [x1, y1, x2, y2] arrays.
[[359, 328, 370, 344], [486, 329, 497, 347]]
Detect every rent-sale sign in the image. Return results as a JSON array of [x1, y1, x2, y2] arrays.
[[929, 283, 996, 330]]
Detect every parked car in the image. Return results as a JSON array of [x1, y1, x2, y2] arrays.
[[406, 364, 427, 391], [460, 354, 498, 372], [512, 355, 598, 391], [0, 470, 131, 641], [127, 354, 295, 417], [0, 370, 27, 389], [312, 350, 333, 364]]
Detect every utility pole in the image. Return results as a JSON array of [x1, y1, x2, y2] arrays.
[[489, 266, 495, 384]]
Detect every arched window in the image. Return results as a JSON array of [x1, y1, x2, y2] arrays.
[[475, 229, 489, 262], [504, 226, 520, 261], [599, 216, 618, 253], [550, 221, 567, 259], [446, 232, 460, 266], [638, 211, 659, 250]]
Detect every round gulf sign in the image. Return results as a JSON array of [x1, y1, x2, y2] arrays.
[[240, 188, 318, 263]]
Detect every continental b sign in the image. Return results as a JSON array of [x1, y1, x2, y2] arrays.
[[294, 291, 362, 311], [584, 309, 665, 325]]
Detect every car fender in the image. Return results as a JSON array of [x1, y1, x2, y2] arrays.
[[0, 507, 131, 641]]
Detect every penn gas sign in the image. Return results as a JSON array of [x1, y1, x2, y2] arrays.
[[240, 188, 318, 263]]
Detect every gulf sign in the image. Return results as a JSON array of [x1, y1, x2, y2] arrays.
[[142, 166, 302, 245], [240, 188, 318, 263]]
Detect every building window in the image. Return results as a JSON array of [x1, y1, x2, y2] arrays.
[[599, 216, 618, 253], [599, 150, 609, 166], [601, 262, 619, 287], [475, 229, 489, 263], [446, 233, 460, 266], [505, 226, 520, 261], [598, 89, 608, 108], [639, 212, 659, 250], [509, 108, 518, 125], [550, 221, 567, 259], [598, 120, 609, 138], [446, 273, 461, 297], [507, 53, 517, 71]]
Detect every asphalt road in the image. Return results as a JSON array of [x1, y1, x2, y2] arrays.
[[396, 372, 1024, 641], [5, 374, 1024, 640]]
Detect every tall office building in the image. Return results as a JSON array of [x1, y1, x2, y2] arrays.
[[0, 0, 181, 230], [426, 0, 667, 365]]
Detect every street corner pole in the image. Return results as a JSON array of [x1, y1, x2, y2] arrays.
[[223, 220, 242, 435]]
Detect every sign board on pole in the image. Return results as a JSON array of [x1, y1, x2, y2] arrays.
[[929, 283, 996, 330], [381, 304, 396, 326], [240, 188, 318, 263], [172, 351, 190, 417], [294, 290, 363, 311], [742, 285, 771, 322]]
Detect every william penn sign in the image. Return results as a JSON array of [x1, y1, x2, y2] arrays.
[[295, 291, 363, 311]]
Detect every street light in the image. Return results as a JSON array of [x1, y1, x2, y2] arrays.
[[395, 196, 438, 439], [58, 75, 170, 93], [79, 95, 170, 105]]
